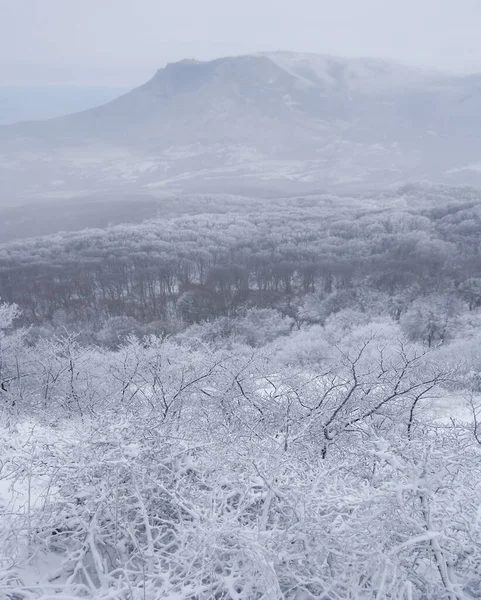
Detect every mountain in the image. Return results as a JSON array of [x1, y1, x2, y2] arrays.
[[1, 51, 481, 203]]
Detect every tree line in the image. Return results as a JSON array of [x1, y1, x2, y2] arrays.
[[1, 185, 481, 341]]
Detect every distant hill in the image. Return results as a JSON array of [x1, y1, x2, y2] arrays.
[[1, 52, 481, 202]]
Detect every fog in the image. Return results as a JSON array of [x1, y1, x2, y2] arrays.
[[2, 0, 481, 86], [2, 4, 481, 599]]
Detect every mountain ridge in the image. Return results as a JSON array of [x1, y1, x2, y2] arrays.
[[1, 51, 481, 202]]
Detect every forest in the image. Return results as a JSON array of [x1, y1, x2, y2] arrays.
[[2, 184, 481, 344], [1, 184, 481, 599]]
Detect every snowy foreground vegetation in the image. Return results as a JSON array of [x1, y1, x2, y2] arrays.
[[1, 185, 481, 598]]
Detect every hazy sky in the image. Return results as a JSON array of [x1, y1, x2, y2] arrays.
[[2, 0, 481, 85]]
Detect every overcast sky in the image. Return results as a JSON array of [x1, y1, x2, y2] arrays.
[[2, 0, 481, 85]]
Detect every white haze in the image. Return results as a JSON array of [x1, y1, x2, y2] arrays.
[[3, 4, 481, 599], [1, 51, 481, 203], [2, 0, 481, 87]]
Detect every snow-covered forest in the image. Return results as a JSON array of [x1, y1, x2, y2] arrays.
[[1, 185, 481, 599]]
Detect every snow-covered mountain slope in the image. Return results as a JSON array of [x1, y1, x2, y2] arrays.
[[1, 52, 481, 202]]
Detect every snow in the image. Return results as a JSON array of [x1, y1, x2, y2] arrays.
[[425, 392, 481, 424], [264, 50, 437, 92], [448, 162, 481, 175], [2, 52, 480, 196]]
